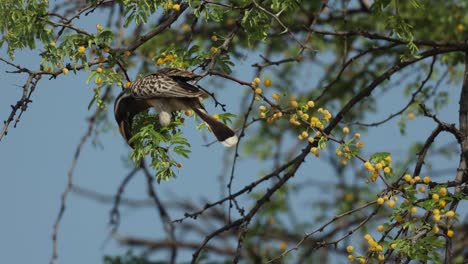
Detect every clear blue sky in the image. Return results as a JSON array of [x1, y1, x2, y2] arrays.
[[0, 8, 465, 264]]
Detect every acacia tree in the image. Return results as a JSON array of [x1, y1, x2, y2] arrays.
[[1, 0, 467, 263]]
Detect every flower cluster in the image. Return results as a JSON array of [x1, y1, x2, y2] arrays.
[[363, 155, 392, 183], [156, 52, 180, 66]]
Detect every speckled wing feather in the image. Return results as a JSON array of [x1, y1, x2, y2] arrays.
[[130, 68, 208, 99]]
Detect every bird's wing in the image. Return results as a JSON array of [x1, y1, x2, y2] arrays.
[[131, 72, 208, 99]]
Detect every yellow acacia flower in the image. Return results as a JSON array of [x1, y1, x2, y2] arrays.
[[78, 46, 86, 54], [377, 197, 384, 205], [342, 127, 349, 134], [264, 78, 272, 87], [447, 229, 454, 237], [439, 187, 448, 196], [445, 210, 455, 219], [255, 88, 262, 94]]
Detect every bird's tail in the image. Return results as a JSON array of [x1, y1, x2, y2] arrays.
[[190, 104, 238, 147]]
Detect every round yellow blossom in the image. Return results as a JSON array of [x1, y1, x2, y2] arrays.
[[125, 81, 132, 88], [378, 254, 385, 262], [457, 24, 465, 32], [418, 186, 426, 193], [272, 93, 281, 100], [383, 167, 391, 174], [308, 137, 315, 143], [445, 210, 455, 219], [259, 105, 266, 111], [376, 245, 383, 252], [78, 46, 86, 54], [385, 155, 392, 162], [447, 229, 454, 237], [254, 96, 260, 101], [432, 194, 440, 200], [301, 131, 308, 138], [377, 197, 384, 205], [377, 225, 384, 232], [410, 207, 417, 214], [387, 200, 395, 208], [264, 78, 272, 87], [279, 241, 288, 251], [172, 4, 181, 11], [364, 234, 372, 241], [342, 127, 350, 134], [307, 100, 315, 108], [95, 76, 102, 85], [176, 162, 183, 168], [103, 47, 110, 53], [433, 214, 441, 222], [301, 114, 309, 121], [395, 215, 403, 222], [355, 133, 361, 139], [390, 243, 397, 249], [423, 176, 431, 184], [356, 141, 364, 148], [413, 176, 421, 182], [259, 112, 266, 118], [181, 23, 190, 32], [439, 187, 447, 196], [310, 147, 319, 157], [336, 150, 343, 156], [255, 88, 262, 94], [96, 24, 103, 31], [210, 46, 218, 54], [404, 174, 412, 182], [213, 114, 220, 120], [383, 196, 389, 201], [211, 35, 218, 41], [98, 56, 105, 63], [346, 245, 354, 253], [124, 50, 131, 57], [50, 41, 56, 47], [156, 58, 164, 65], [274, 112, 283, 118], [433, 209, 440, 215], [348, 255, 355, 261], [439, 200, 446, 207], [359, 258, 366, 264], [408, 112, 416, 120], [96, 67, 103, 73], [254, 77, 261, 85], [290, 100, 298, 108], [62, 68, 69, 75], [375, 163, 383, 170]]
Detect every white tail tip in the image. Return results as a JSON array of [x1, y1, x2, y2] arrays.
[[221, 135, 238, 147]]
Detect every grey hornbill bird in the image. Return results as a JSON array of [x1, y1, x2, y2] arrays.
[[114, 68, 238, 148]]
